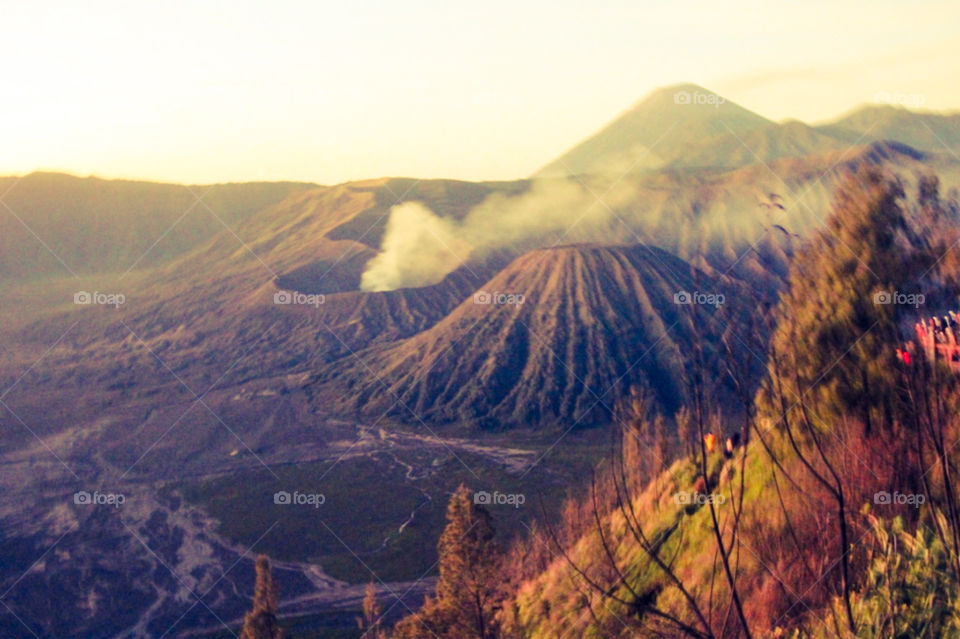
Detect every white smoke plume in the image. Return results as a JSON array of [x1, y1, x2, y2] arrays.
[[360, 202, 473, 292], [360, 179, 621, 291], [357, 170, 826, 292]]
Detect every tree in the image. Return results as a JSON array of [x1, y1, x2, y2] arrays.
[[394, 484, 502, 638], [761, 167, 948, 434], [240, 555, 283, 639], [751, 170, 960, 634], [360, 582, 386, 638]]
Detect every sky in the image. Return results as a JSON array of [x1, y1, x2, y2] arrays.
[[1, 0, 959, 185]]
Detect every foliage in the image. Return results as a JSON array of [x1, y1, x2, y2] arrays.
[[393, 485, 503, 638], [762, 168, 916, 431], [793, 512, 960, 639], [851, 512, 960, 638], [491, 170, 960, 639], [240, 555, 284, 639], [360, 583, 387, 639]]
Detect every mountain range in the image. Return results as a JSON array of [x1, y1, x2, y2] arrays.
[[2, 83, 960, 637], [535, 83, 960, 177]]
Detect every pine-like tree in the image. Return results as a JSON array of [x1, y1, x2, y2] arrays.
[[393, 484, 502, 638], [240, 554, 283, 639], [761, 167, 939, 433], [360, 582, 385, 638]]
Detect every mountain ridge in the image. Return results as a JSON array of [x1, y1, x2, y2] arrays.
[[317, 243, 750, 428], [535, 84, 960, 179]]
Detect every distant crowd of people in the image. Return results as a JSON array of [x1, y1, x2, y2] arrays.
[[897, 312, 960, 370]]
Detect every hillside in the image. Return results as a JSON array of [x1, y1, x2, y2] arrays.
[[319, 244, 751, 428], [497, 433, 859, 637], [821, 104, 960, 152], [676, 119, 851, 169], [0, 172, 317, 279], [504, 447, 747, 636]]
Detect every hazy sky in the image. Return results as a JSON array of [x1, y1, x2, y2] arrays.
[[2, 0, 959, 185]]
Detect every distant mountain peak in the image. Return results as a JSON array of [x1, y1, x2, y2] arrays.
[[534, 83, 771, 178], [636, 82, 722, 102]]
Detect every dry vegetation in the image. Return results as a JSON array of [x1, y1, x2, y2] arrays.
[[326, 168, 960, 639]]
